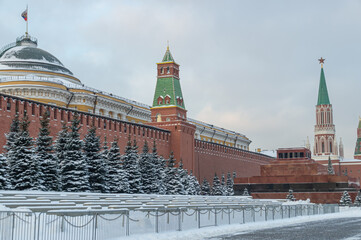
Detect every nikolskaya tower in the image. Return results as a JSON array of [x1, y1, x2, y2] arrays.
[[313, 58, 344, 168]]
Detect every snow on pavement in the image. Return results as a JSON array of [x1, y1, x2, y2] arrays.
[[112, 207, 361, 240]]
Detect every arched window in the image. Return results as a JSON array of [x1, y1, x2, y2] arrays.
[[330, 142, 332, 153], [321, 112, 324, 124], [322, 142, 325, 153]]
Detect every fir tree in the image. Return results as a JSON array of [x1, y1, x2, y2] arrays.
[[0, 154, 10, 190], [226, 172, 234, 196], [11, 112, 38, 190], [122, 136, 142, 194], [200, 178, 211, 195], [327, 156, 335, 175], [187, 170, 200, 195], [101, 136, 110, 193], [211, 173, 223, 196], [60, 113, 90, 192], [151, 140, 166, 194], [107, 139, 129, 193], [5, 112, 20, 189], [84, 127, 106, 193], [165, 151, 184, 195], [242, 187, 250, 196], [221, 173, 227, 196], [177, 160, 188, 195], [355, 190, 361, 206], [286, 189, 296, 201], [139, 140, 158, 194], [36, 111, 58, 191], [340, 191, 352, 206]]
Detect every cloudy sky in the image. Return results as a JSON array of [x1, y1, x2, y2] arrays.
[[0, 0, 361, 158]]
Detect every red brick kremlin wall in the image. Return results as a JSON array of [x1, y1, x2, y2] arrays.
[[0, 94, 274, 183]]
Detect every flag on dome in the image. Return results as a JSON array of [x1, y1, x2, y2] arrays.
[[21, 9, 28, 21]]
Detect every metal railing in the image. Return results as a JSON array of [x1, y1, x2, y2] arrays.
[[0, 204, 339, 240]]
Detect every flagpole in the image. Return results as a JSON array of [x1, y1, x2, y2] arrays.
[[26, 5, 28, 37]]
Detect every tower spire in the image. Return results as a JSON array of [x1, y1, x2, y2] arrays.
[[317, 58, 330, 105]]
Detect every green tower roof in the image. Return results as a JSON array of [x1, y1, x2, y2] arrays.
[[317, 67, 330, 105], [162, 46, 174, 62]]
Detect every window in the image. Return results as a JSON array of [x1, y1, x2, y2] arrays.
[[321, 112, 324, 124], [86, 115, 89, 125], [6, 99, 11, 111], [167, 66, 170, 73], [161, 67, 164, 74], [104, 121, 106, 129], [330, 142, 332, 153], [54, 110, 57, 119], [61, 110, 64, 121], [32, 104, 35, 115], [322, 142, 325, 153], [278, 153, 283, 159], [39, 106, 43, 116]]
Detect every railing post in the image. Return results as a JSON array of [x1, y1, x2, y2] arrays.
[[265, 206, 268, 221], [214, 208, 218, 226], [155, 210, 159, 233], [11, 213, 15, 240], [228, 208, 231, 225], [178, 209, 182, 231], [242, 208, 245, 224], [253, 207, 255, 222], [288, 206, 291, 218], [197, 209, 201, 228], [126, 211, 130, 236]]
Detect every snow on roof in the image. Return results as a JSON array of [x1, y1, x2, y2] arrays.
[[339, 158, 361, 163], [260, 150, 277, 158]]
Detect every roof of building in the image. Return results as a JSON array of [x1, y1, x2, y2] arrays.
[[162, 46, 174, 63], [317, 67, 330, 105], [0, 35, 74, 77]]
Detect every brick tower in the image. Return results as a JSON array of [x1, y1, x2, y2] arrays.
[[313, 58, 340, 168], [149, 46, 196, 172], [354, 119, 361, 159]]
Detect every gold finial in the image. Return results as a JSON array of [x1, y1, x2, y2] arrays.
[[318, 57, 325, 68], [167, 40, 169, 51]]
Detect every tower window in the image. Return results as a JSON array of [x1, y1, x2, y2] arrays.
[[322, 142, 325, 153], [167, 67, 170, 73], [330, 142, 332, 153], [161, 67, 164, 74]]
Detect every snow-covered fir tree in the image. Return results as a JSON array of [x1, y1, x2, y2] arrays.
[[242, 188, 249, 196], [151, 140, 166, 194], [340, 191, 352, 206], [165, 151, 184, 195], [0, 154, 10, 190], [355, 190, 361, 206], [122, 137, 142, 194], [11, 112, 38, 190], [327, 156, 335, 175], [139, 140, 158, 194], [107, 138, 129, 193], [211, 173, 223, 196], [221, 173, 227, 196], [84, 126, 106, 193], [286, 189, 296, 201], [226, 172, 234, 196], [60, 113, 90, 192], [187, 170, 200, 195], [35, 112, 58, 191], [100, 136, 110, 193], [233, 171, 237, 179], [177, 160, 188, 195], [200, 178, 211, 195], [5, 112, 20, 190]]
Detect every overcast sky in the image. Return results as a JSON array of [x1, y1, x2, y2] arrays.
[[1, 0, 361, 158]]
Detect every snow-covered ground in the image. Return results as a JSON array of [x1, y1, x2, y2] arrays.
[[115, 207, 360, 240]]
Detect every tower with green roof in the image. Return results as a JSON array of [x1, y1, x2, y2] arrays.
[[354, 119, 361, 159], [313, 58, 340, 165], [151, 45, 187, 122]]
